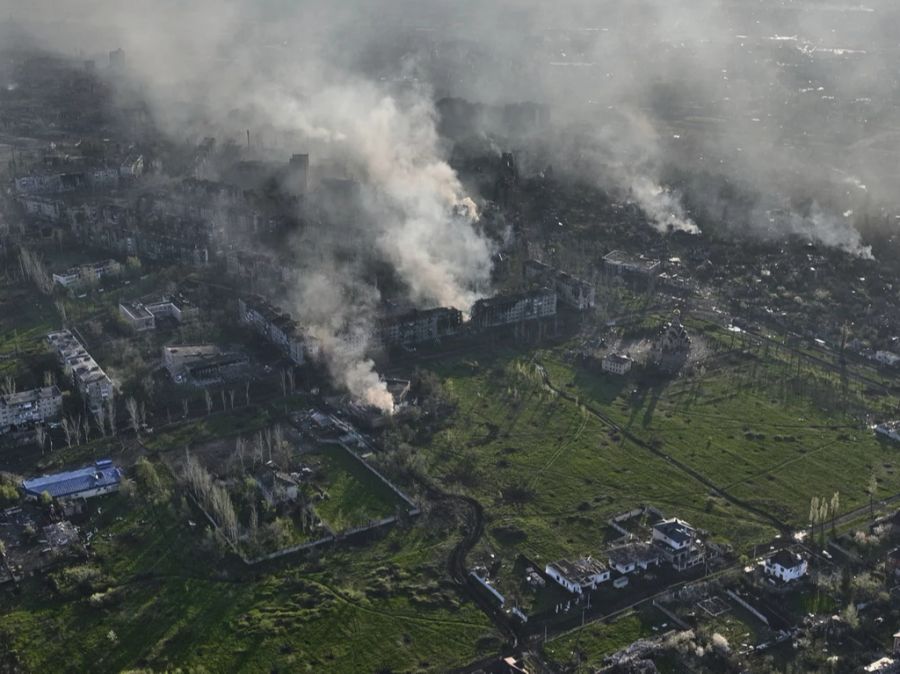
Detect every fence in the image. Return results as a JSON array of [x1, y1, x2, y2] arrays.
[[726, 589, 769, 626]]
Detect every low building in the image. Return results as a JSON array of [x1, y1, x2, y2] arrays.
[[119, 296, 197, 332], [256, 468, 300, 507], [163, 345, 249, 385], [22, 460, 122, 501], [545, 557, 610, 594], [523, 259, 595, 311], [602, 353, 633, 376], [119, 302, 156, 332], [876, 421, 900, 443], [607, 542, 661, 575], [603, 250, 661, 277], [0, 386, 63, 433], [52, 259, 121, 288], [47, 330, 113, 414], [764, 549, 808, 582], [652, 518, 705, 571], [470, 288, 557, 330]]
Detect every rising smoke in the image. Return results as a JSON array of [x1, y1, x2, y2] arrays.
[[5, 0, 899, 403]]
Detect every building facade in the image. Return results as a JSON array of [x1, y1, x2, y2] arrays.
[[0, 386, 63, 433], [47, 330, 113, 414]]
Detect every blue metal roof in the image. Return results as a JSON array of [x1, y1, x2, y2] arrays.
[[22, 460, 122, 499]]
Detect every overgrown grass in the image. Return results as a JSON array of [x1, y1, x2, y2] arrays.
[[310, 445, 406, 531]]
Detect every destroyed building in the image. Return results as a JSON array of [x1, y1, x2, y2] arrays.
[[470, 288, 557, 331], [378, 307, 462, 346], [163, 345, 250, 385], [649, 317, 691, 373], [52, 259, 121, 288], [238, 296, 306, 365], [47, 330, 113, 414], [523, 259, 595, 311], [0, 386, 63, 433]]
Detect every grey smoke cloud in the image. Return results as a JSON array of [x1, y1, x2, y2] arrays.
[[4, 0, 898, 405], [1, 0, 496, 410]]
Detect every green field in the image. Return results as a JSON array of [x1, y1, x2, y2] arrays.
[[418, 348, 777, 563], [0, 464, 497, 673], [310, 444, 407, 531]]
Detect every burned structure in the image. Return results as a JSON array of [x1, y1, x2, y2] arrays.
[[238, 297, 306, 365], [0, 386, 63, 433], [470, 288, 557, 331], [378, 307, 462, 347], [523, 259, 595, 311], [46, 330, 113, 414]]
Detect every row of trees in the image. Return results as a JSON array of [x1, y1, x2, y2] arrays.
[[17, 246, 53, 294], [183, 451, 239, 546]]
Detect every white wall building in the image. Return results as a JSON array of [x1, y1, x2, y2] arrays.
[[602, 353, 633, 376], [764, 549, 808, 582], [545, 557, 610, 594]]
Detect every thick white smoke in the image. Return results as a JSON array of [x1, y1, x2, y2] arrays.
[[630, 176, 700, 235]]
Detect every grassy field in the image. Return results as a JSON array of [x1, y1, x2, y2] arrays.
[[0, 462, 498, 673], [419, 347, 778, 564], [310, 444, 407, 531], [414, 332, 900, 569], [539, 339, 898, 527]]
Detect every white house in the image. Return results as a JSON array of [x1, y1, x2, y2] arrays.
[[652, 518, 706, 571], [602, 353, 633, 376], [545, 557, 610, 594], [765, 549, 808, 583]]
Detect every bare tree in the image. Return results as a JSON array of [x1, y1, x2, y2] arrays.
[[77, 415, 89, 444], [34, 425, 46, 455], [125, 397, 140, 437], [830, 491, 840, 533], [252, 431, 264, 467], [43, 370, 56, 388], [55, 299, 67, 325], [244, 381, 251, 406], [106, 397, 117, 436], [236, 436, 246, 472], [204, 389, 213, 416], [228, 389, 236, 410], [181, 398, 189, 419], [1, 375, 15, 396], [93, 403, 107, 437], [220, 389, 227, 412], [61, 416, 75, 448], [273, 424, 286, 465], [264, 427, 274, 462], [286, 368, 295, 395]]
